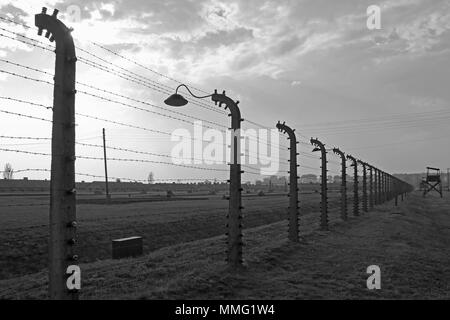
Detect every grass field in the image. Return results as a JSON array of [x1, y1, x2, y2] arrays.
[[1, 191, 448, 299], [0, 189, 344, 280]]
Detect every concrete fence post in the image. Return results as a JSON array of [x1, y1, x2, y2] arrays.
[[277, 122, 300, 242], [212, 91, 243, 269], [373, 168, 378, 206], [369, 165, 374, 210], [347, 155, 359, 216], [36, 7, 79, 300], [358, 161, 368, 213], [384, 172, 388, 203], [378, 170, 383, 204], [333, 148, 347, 221], [311, 138, 328, 230], [394, 178, 399, 206]]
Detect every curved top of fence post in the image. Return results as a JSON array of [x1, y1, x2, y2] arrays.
[[310, 138, 326, 152], [35, 7, 75, 55], [211, 90, 241, 128], [332, 148, 345, 161], [276, 121, 297, 143], [357, 160, 367, 168], [346, 154, 358, 165]]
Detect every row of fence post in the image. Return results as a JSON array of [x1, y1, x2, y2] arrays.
[[277, 123, 413, 246]]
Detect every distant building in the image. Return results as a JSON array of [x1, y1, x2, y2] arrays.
[[300, 174, 318, 184], [0, 179, 230, 194], [262, 176, 288, 186]]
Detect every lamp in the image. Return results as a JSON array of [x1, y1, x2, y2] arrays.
[[164, 84, 214, 107], [164, 93, 188, 107]]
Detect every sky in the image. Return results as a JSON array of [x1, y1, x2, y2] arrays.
[[0, 0, 449, 183]]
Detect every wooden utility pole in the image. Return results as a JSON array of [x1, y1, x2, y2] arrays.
[[36, 7, 78, 300], [277, 122, 300, 242], [102, 128, 111, 204]]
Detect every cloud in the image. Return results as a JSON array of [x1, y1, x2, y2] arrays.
[[98, 42, 142, 54], [196, 27, 254, 48], [268, 34, 307, 57], [54, 0, 208, 33], [410, 96, 447, 111], [0, 0, 449, 175], [0, 3, 27, 17]]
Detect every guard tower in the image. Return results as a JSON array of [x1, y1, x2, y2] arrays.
[[423, 167, 443, 198]]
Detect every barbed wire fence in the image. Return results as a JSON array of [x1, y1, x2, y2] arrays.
[[0, 9, 414, 299]]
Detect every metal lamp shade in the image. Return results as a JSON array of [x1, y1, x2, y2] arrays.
[[164, 94, 189, 107]]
